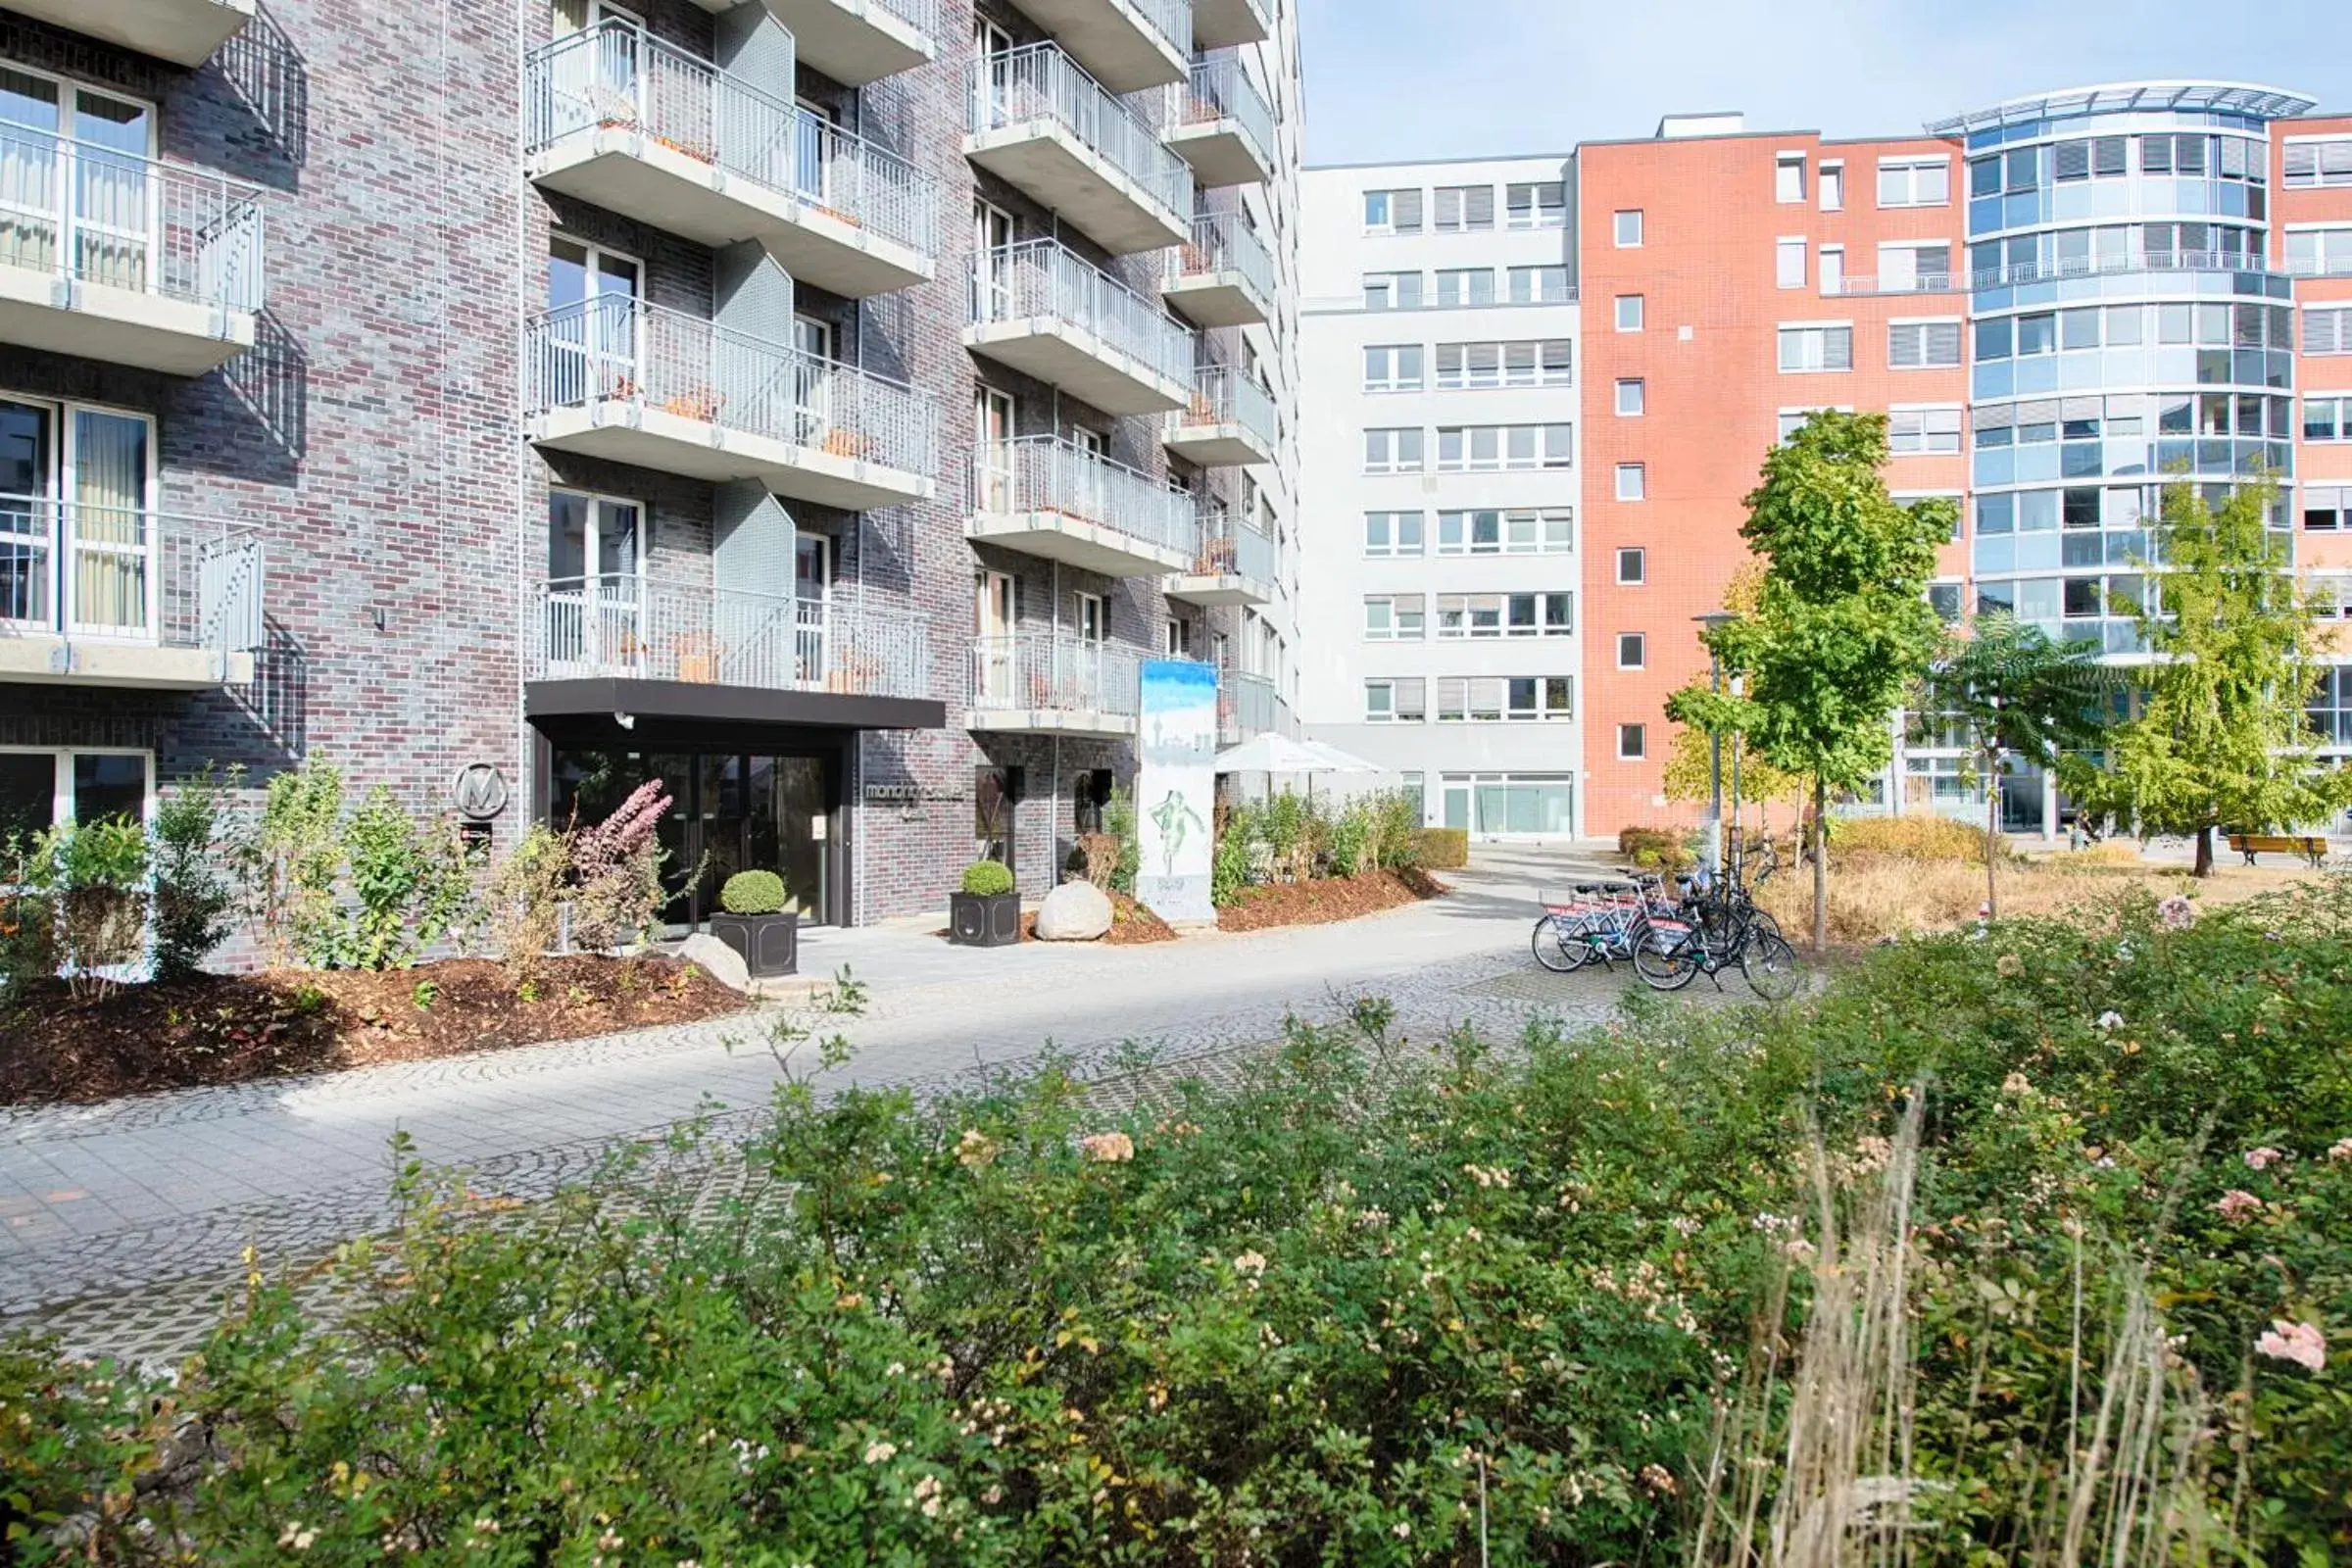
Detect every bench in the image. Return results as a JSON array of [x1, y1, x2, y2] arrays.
[[2227, 833, 2329, 868]]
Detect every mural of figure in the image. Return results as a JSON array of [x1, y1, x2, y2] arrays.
[[1150, 789, 1207, 878]]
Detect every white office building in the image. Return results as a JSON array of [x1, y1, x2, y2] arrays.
[[1294, 156, 1585, 838]]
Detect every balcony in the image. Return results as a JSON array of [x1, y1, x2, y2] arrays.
[[1163, 503, 1275, 607], [1191, 0, 1270, 48], [965, 44, 1192, 254], [966, 239, 1193, 415], [1165, 364, 1277, 467], [525, 24, 937, 298], [698, 0, 938, 87], [969, 632, 1141, 738], [1002, 0, 1188, 92], [1165, 60, 1273, 189], [1218, 669, 1276, 745], [523, 297, 938, 512], [528, 575, 929, 699], [0, 495, 264, 690], [4, 0, 253, 67], [1163, 211, 1273, 327], [967, 436, 1198, 577], [0, 125, 262, 375]]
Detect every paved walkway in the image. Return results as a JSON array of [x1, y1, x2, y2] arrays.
[[1, 849, 1749, 1354]]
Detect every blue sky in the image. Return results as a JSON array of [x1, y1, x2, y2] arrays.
[[1298, 0, 2352, 166]]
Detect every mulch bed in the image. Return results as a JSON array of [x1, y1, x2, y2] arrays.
[[1216, 868, 1448, 933], [1105, 894, 1177, 945], [0, 956, 749, 1108]]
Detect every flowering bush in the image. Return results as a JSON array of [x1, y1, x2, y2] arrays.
[[5, 883, 2352, 1562]]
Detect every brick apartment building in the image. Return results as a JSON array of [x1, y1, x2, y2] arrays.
[[0, 0, 1304, 930], [1299, 81, 2352, 844]]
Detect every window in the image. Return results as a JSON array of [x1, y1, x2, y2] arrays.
[[1775, 153, 1805, 204], [0, 750, 152, 842], [1819, 160, 1843, 212], [1506, 265, 1571, 303], [1615, 378, 1645, 416], [2286, 227, 2352, 277], [1504, 677, 1575, 720], [1363, 510, 1425, 557], [1818, 245, 1845, 297], [1434, 339, 1572, 389], [1886, 406, 1962, 454], [1362, 270, 1424, 310], [1887, 319, 1962, 369], [1362, 344, 1424, 391], [1435, 509, 1573, 555], [1435, 424, 1573, 471], [1436, 593, 1502, 639], [1777, 236, 1805, 289], [1164, 617, 1190, 658], [1613, 209, 1643, 247], [2304, 306, 2352, 355], [1434, 268, 1496, 307], [1616, 632, 1645, 669], [1073, 591, 1104, 645], [1615, 463, 1645, 502], [2305, 397, 2352, 443], [2050, 136, 2131, 182], [1364, 187, 1424, 233], [2307, 487, 2352, 532], [1614, 293, 1644, 331], [1778, 323, 1853, 372], [1506, 180, 1565, 228], [1439, 772, 1576, 835], [1513, 593, 1574, 636], [2284, 139, 2352, 189], [1434, 184, 1495, 232], [1363, 593, 1426, 640], [1876, 156, 1950, 207], [1363, 427, 1424, 473], [1617, 546, 1645, 584], [1928, 582, 1963, 622], [1365, 677, 1426, 723], [1617, 723, 1647, 760], [1875, 241, 1951, 292]]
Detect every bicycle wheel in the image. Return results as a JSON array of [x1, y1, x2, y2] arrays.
[[1532, 914, 1589, 973], [1740, 932, 1804, 1002], [1632, 919, 1701, 992]]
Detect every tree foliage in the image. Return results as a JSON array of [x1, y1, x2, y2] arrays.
[[2059, 477, 2352, 874]]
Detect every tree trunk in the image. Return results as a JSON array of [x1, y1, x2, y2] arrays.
[[1812, 774, 1830, 955], [1984, 752, 2000, 922], [2193, 824, 2214, 878]]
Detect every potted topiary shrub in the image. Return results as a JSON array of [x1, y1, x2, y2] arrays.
[[709, 869, 799, 978], [949, 859, 1020, 947]]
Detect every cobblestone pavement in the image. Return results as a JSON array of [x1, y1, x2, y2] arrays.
[[3, 851, 1771, 1359]]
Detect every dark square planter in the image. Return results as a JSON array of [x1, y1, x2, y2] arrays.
[[708, 910, 800, 978], [949, 890, 1022, 947]]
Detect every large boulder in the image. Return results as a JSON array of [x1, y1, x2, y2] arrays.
[[1035, 880, 1113, 942], [680, 931, 752, 993]]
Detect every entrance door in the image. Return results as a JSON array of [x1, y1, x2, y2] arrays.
[[974, 568, 1014, 706], [546, 237, 642, 406], [546, 491, 644, 672], [975, 765, 1020, 874], [748, 755, 829, 918]]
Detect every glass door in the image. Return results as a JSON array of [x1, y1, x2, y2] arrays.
[[974, 569, 1013, 705], [971, 200, 1012, 322], [547, 237, 642, 407], [974, 387, 1014, 514], [975, 765, 1018, 874], [546, 491, 644, 673], [69, 91, 150, 294], [66, 409, 150, 639], [971, 21, 1012, 129], [0, 399, 53, 631], [793, 533, 829, 685], [747, 755, 829, 920], [794, 99, 833, 208], [793, 315, 833, 447]]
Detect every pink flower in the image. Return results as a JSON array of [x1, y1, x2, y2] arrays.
[[2157, 895, 2196, 930], [2215, 1189, 2263, 1222], [2243, 1147, 2285, 1171], [1079, 1132, 1134, 1164], [2254, 1319, 2327, 1374]]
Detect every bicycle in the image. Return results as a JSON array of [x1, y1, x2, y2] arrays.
[[1633, 856, 1803, 1001], [1531, 873, 1675, 974]]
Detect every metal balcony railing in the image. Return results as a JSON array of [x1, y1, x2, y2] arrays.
[[522, 296, 939, 478], [0, 122, 264, 313], [1174, 363, 1278, 447], [525, 21, 939, 260], [531, 575, 931, 699], [970, 436, 1200, 559], [969, 631, 1142, 717], [967, 42, 1192, 219], [1219, 669, 1275, 741], [858, 0, 939, 40], [1960, 250, 2278, 292], [1118, 0, 1191, 58], [0, 494, 264, 655], [1175, 58, 1273, 169], [971, 238, 1196, 387], [1189, 503, 1276, 581], [1170, 210, 1275, 302]]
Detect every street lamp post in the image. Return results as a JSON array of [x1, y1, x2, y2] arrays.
[[1695, 612, 1737, 876]]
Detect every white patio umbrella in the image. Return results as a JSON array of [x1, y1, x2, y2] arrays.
[[1213, 734, 1383, 805]]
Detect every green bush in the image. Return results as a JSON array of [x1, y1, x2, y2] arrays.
[[1618, 823, 1695, 872], [339, 788, 472, 970], [1102, 785, 1141, 897], [1416, 825, 1469, 869], [1211, 798, 1260, 907], [1328, 799, 1371, 877], [12, 886, 2352, 1563], [959, 859, 1015, 898], [148, 766, 244, 983], [719, 869, 788, 916], [12, 817, 150, 1003]]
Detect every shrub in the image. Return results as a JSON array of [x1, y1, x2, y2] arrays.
[[339, 787, 472, 970], [1618, 823, 1694, 872], [1416, 825, 1469, 869], [1327, 798, 1371, 877], [1827, 811, 1992, 864], [568, 781, 673, 952], [484, 824, 569, 986], [0, 837, 58, 1008], [17, 817, 150, 1003], [148, 766, 245, 983], [960, 859, 1014, 898], [259, 756, 345, 968], [1102, 785, 1140, 897], [1211, 798, 1261, 907], [720, 869, 787, 916], [1366, 789, 1426, 872]]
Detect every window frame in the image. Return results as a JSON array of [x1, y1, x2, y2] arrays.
[[1777, 320, 1855, 373], [1615, 631, 1646, 670], [1616, 723, 1647, 761], [1774, 152, 1806, 205], [1613, 293, 1644, 332], [1616, 546, 1645, 585], [1876, 155, 1952, 209], [0, 747, 156, 835], [1614, 463, 1645, 502], [1613, 209, 1643, 247], [1614, 377, 1645, 416]]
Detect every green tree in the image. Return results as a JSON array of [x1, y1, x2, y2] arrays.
[[1668, 412, 1950, 951], [2060, 476, 2352, 876], [1915, 614, 2113, 918]]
